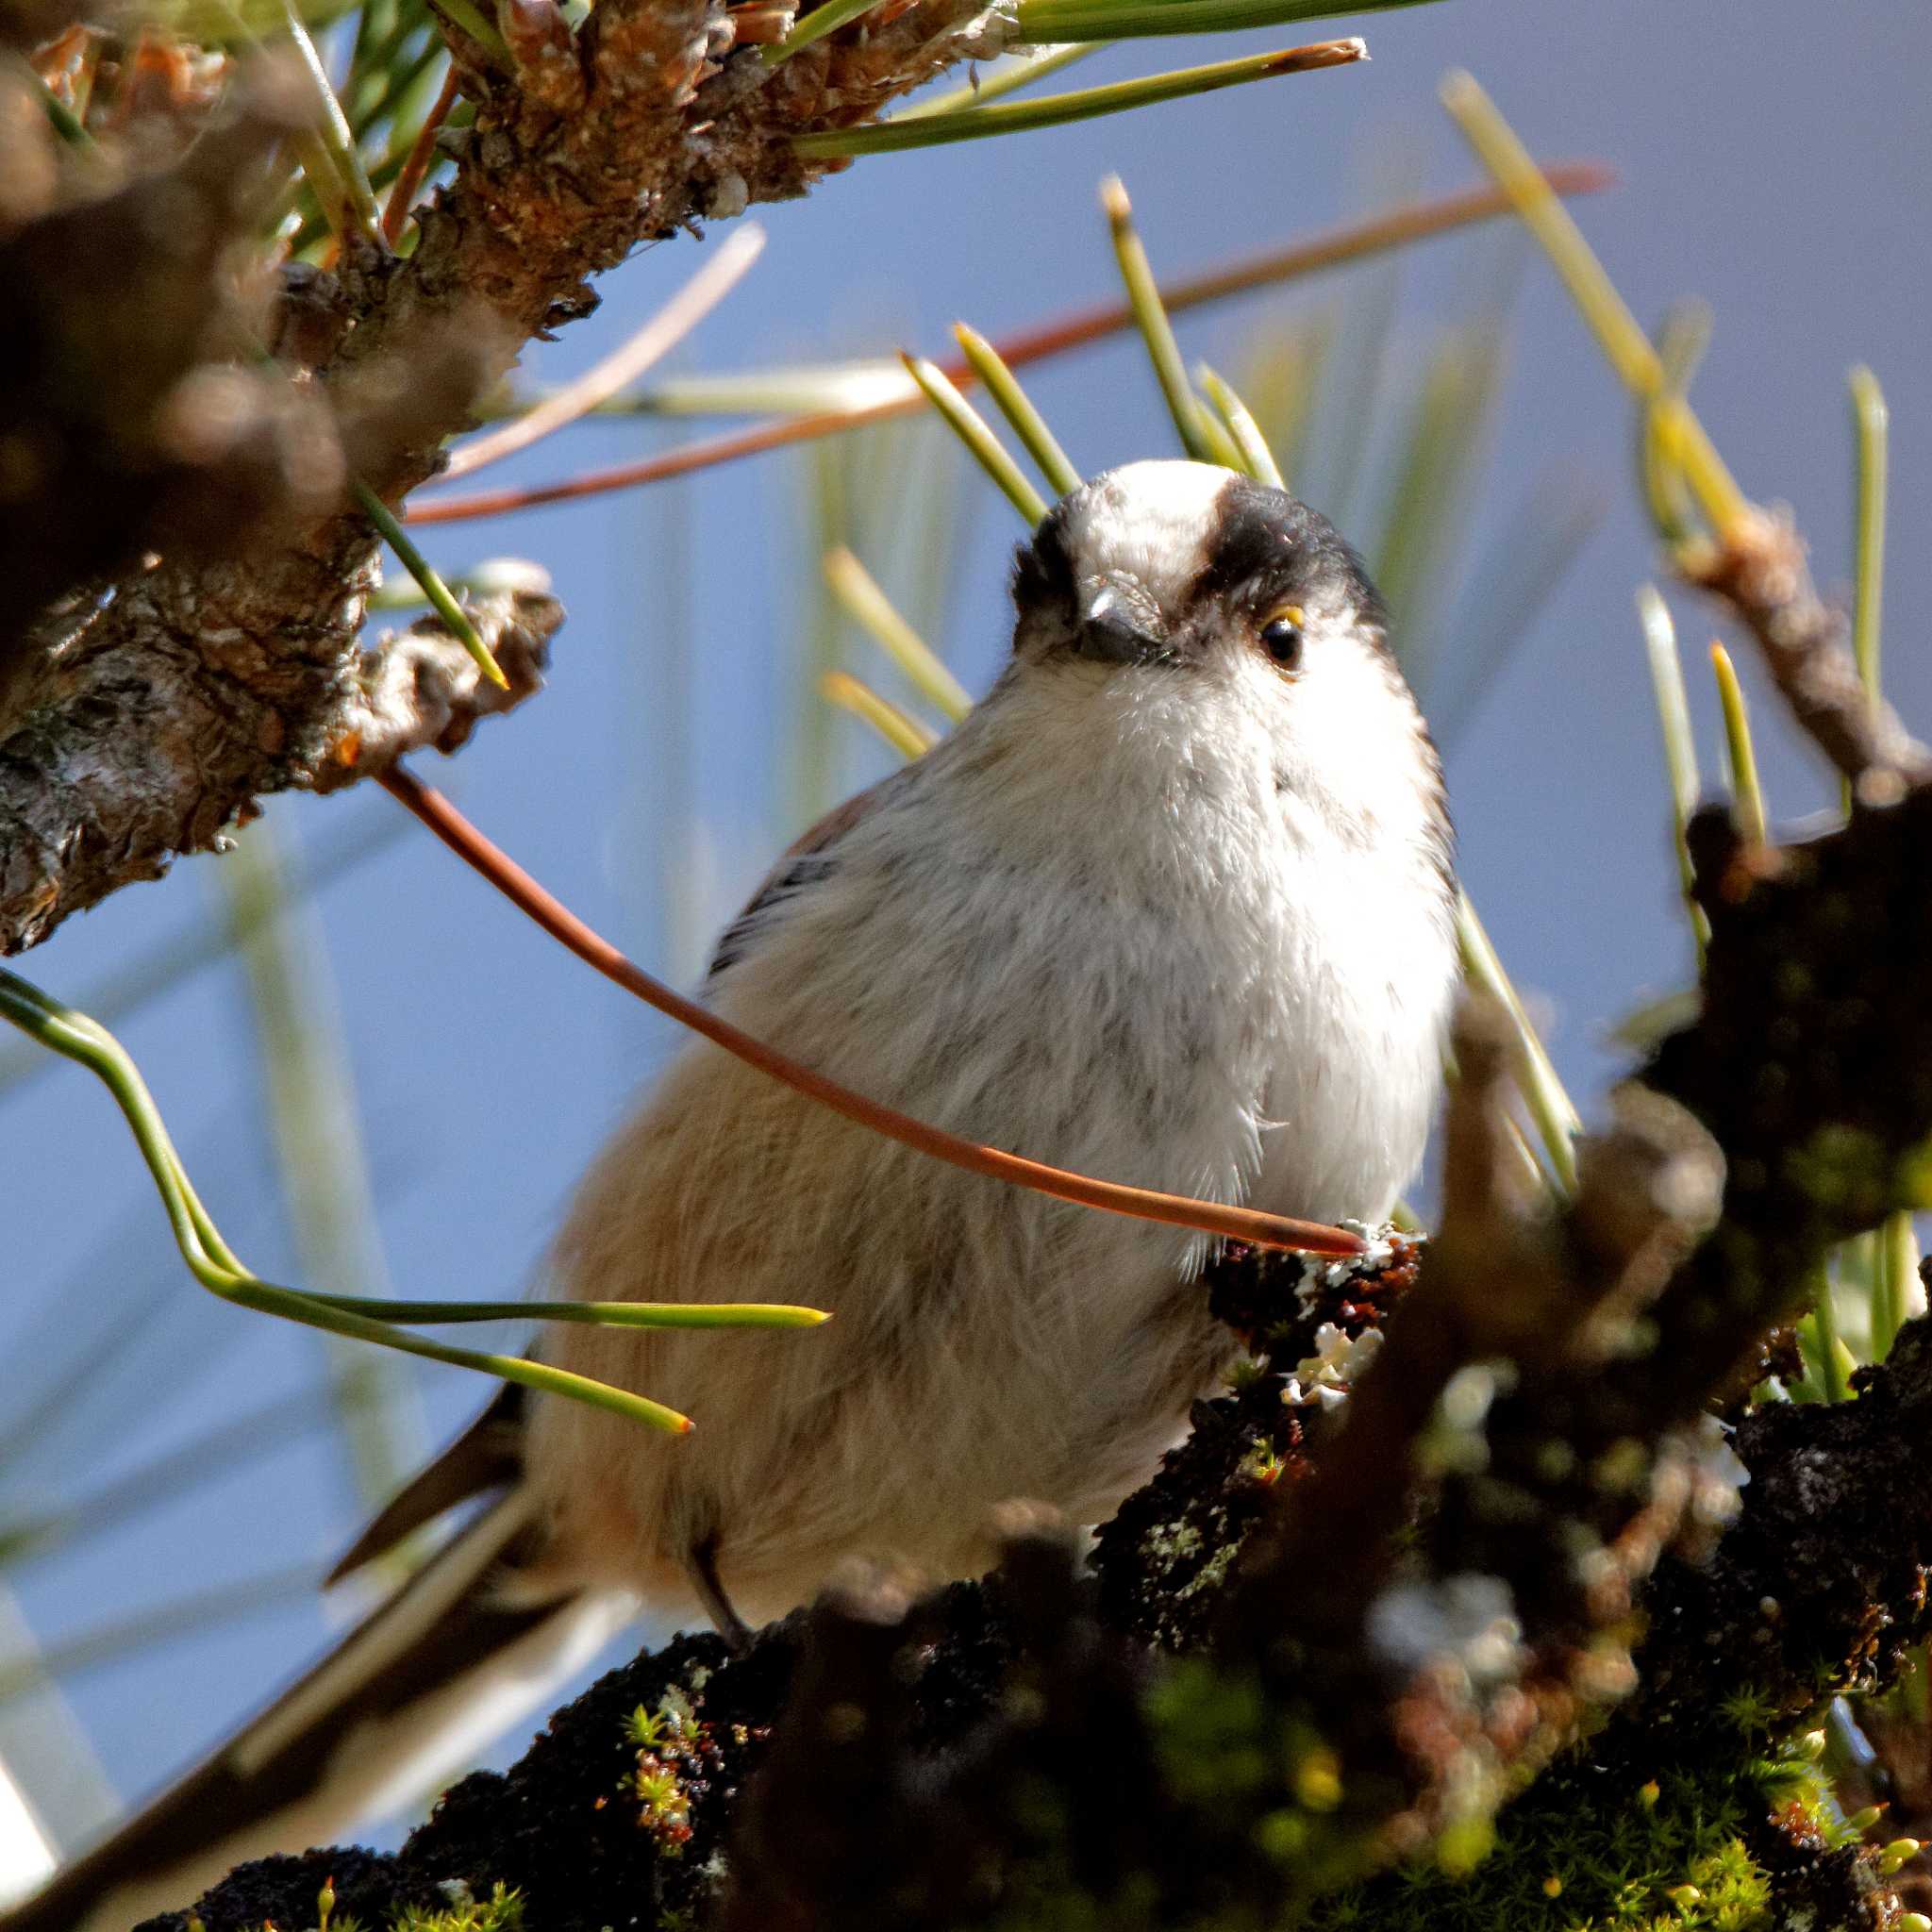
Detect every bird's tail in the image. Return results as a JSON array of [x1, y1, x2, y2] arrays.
[[1, 1391, 632, 1932]]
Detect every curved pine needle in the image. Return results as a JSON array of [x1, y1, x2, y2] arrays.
[[379, 764, 1367, 1259], [0, 969, 838, 1437]]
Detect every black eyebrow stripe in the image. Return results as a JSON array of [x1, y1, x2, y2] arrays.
[[1188, 477, 1388, 629]]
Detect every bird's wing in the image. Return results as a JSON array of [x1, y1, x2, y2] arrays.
[[706, 767, 913, 983]]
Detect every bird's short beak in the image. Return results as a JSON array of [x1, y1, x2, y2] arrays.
[[1076, 575, 1166, 663]]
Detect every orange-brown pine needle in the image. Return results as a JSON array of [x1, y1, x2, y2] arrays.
[[380, 765, 1363, 1259], [404, 164, 1611, 526], [382, 65, 461, 245]]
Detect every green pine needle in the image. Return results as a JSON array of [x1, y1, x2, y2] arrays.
[[764, 0, 876, 66], [309, 1293, 831, 1327], [1709, 641, 1767, 845], [280, 0, 386, 247], [952, 324, 1083, 499], [1849, 364, 1889, 706], [1873, 1211, 1918, 1361], [897, 42, 1104, 119], [1013, 0, 1430, 44], [796, 40, 1361, 156], [899, 354, 1048, 526], [1102, 174, 1244, 470], [353, 481, 510, 689], [1808, 1267, 1851, 1404], [26, 62, 94, 149], [1196, 365, 1286, 488], [0, 968, 826, 1440], [1454, 895, 1582, 1196]]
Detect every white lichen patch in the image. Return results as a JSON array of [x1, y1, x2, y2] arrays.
[[1281, 1322, 1383, 1411]]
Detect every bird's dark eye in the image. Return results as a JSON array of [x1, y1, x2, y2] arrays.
[[1259, 607, 1306, 671]]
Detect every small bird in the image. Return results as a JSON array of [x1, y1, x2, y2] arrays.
[[9, 459, 1457, 1932]]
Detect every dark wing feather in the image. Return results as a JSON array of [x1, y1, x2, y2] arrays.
[[325, 1381, 526, 1588]]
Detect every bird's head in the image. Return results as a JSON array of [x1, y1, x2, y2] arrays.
[[1005, 459, 1445, 854], [1010, 458, 1391, 687]]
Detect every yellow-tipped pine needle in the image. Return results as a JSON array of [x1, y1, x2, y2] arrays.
[[1441, 71, 1749, 539], [1454, 893, 1581, 1194], [1196, 364, 1285, 488], [900, 353, 1047, 525], [953, 323, 1082, 499], [764, 0, 874, 65], [0, 967, 726, 1435], [823, 547, 974, 722], [1709, 641, 1767, 844], [309, 1294, 831, 1327], [821, 671, 938, 759], [797, 40, 1362, 156], [1850, 365, 1889, 706], [354, 481, 509, 689], [1636, 586, 1707, 955], [1101, 174, 1244, 471]]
